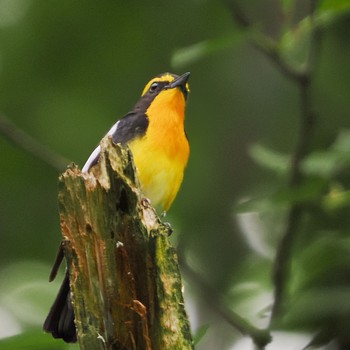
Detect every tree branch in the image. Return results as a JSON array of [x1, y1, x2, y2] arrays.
[[270, 2, 320, 321], [224, 0, 307, 82], [0, 113, 70, 171], [179, 255, 271, 349], [223, 0, 321, 324]]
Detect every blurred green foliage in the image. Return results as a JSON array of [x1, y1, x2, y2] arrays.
[[1, 0, 350, 349]]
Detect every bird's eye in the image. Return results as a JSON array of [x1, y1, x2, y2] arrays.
[[149, 82, 158, 92]]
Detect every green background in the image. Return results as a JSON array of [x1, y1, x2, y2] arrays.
[[1, 1, 350, 349]]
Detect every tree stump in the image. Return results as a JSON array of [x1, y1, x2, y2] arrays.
[[58, 137, 193, 350]]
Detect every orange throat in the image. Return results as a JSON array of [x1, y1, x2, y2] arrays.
[[129, 89, 189, 212]]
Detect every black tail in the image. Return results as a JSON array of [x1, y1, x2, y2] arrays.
[[43, 272, 77, 343]]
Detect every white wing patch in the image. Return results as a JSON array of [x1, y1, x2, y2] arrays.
[[82, 145, 101, 173], [81, 121, 120, 173], [107, 121, 119, 137]]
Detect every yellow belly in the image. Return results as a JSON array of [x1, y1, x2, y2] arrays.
[[129, 133, 189, 212], [128, 88, 190, 212]]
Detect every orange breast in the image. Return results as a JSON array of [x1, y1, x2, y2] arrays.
[[128, 88, 189, 212]]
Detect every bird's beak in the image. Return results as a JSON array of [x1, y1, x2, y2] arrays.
[[167, 72, 190, 99], [168, 72, 190, 90]]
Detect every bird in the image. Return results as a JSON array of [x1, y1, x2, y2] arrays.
[[43, 72, 191, 342]]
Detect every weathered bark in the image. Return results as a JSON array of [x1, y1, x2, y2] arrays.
[[58, 137, 193, 350]]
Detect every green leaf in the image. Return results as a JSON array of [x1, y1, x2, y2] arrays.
[[315, 0, 350, 29], [250, 130, 350, 179], [318, 0, 350, 12], [235, 195, 283, 214], [235, 177, 326, 214], [273, 177, 326, 204], [279, 4, 350, 69], [291, 236, 350, 293], [301, 151, 344, 177], [332, 129, 350, 153], [279, 16, 312, 69], [193, 324, 209, 346], [280, 0, 294, 12], [323, 183, 350, 211], [0, 330, 75, 350], [287, 236, 350, 327], [171, 32, 244, 68], [302, 130, 350, 178], [248, 143, 289, 175], [0, 261, 63, 326], [286, 287, 350, 328]]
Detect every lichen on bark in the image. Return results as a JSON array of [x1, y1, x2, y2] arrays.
[[58, 137, 193, 350]]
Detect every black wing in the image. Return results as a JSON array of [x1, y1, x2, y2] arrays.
[[82, 112, 148, 172], [111, 111, 148, 144]]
